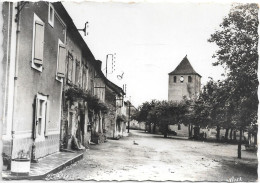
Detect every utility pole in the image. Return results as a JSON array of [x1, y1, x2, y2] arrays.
[[128, 101, 130, 133], [128, 96, 131, 133]]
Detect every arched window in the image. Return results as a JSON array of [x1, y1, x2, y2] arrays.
[[173, 76, 177, 83], [188, 76, 192, 83]]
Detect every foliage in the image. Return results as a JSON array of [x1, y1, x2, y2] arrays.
[[65, 87, 109, 114], [207, 3, 258, 157], [135, 99, 189, 136], [208, 3, 258, 129], [2, 153, 11, 170], [117, 114, 127, 122], [16, 150, 30, 159]]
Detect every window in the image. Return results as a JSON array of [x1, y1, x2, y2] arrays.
[[82, 65, 89, 90], [32, 14, 45, 71], [48, 3, 54, 27], [67, 52, 73, 83], [188, 76, 192, 83], [85, 67, 89, 90], [56, 40, 66, 79], [75, 59, 80, 86], [72, 58, 76, 84], [34, 93, 49, 140], [173, 76, 177, 83], [91, 79, 94, 95], [82, 67, 86, 89]]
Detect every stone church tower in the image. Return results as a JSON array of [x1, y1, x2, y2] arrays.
[[168, 55, 201, 102]]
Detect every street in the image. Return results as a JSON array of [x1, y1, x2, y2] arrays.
[[46, 130, 257, 181]]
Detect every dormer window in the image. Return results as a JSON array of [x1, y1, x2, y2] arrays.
[[173, 76, 177, 83], [48, 3, 54, 27], [188, 76, 192, 83]]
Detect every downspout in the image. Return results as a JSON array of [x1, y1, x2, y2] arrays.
[[11, 2, 20, 158]]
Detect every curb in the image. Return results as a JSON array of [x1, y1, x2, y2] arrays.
[[3, 153, 83, 180]]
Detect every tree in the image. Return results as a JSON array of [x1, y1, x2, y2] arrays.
[[155, 100, 188, 138], [208, 3, 258, 158], [133, 100, 159, 133]]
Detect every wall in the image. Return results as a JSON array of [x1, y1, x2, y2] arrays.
[[2, 2, 15, 156], [168, 74, 201, 102], [11, 2, 65, 159], [129, 120, 146, 130], [104, 86, 116, 138]]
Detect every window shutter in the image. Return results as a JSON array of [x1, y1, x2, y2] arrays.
[[72, 60, 76, 84], [76, 62, 80, 86], [57, 44, 66, 78], [33, 96, 39, 139], [34, 21, 44, 65], [44, 100, 50, 136], [67, 54, 73, 83]]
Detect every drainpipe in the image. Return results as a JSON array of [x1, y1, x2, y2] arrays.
[[11, 2, 20, 159]]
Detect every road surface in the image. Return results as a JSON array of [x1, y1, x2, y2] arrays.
[[46, 130, 257, 181]]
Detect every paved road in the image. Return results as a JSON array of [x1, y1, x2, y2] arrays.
[[46, 130, 257, 181]]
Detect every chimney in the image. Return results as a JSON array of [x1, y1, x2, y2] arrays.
[[95, 60, 102, 70]]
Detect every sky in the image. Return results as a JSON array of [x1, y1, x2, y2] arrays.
[[63, 1, 232, 107]]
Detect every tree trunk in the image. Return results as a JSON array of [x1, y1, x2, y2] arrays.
[[229, 129, 233, 141], [238, 128, 242, 159], [148, 123, 152, 133], [164, 124, 168, 138], [248, 132, 251, 145], [188, 124, 193, 138], [224, 128, 229, 141], [216, 126, 220, 141], [188, 124, 191, 138], [153, 123, 156, 134], [233, 130, 237, 141]]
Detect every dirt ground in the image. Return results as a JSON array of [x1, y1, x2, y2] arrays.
[[46, 130, 258, 181]]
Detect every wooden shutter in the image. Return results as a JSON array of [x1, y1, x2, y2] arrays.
[[76, 61, 80, 86], [67, 54, 73, 83], [57, 44, 66, 78], [44, 100, 50, 136], [34, 21, 44, 65], [33, 96, 39, 139]]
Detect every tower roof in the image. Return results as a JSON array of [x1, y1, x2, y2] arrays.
[[169, 55, 201, 77]]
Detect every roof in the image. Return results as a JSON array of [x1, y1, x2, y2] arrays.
[[53, 3, 125, 96], [169, 55, 201, 77], [53, 3, 96, 63], [94, 60, 125, 96], [106, 79, 125, 96]]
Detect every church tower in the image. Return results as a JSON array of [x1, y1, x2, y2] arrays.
[[168, 55, 201, 102]]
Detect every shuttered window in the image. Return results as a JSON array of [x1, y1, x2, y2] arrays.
[[85, 67, 89, 90], [33, 20, 44, 65], [33, 94, 48, 140], [67, 53, 73, 83], [75, 60, 80, 86], [44, 100, 50, 136], [82, 67, 86, 89], [57, 43, 66, 78]]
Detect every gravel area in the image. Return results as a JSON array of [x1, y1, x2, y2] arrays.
[[46, 130, 258, 181]]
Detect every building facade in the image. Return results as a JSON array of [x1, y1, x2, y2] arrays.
[[2, 2, 126, 171], [2, 2, 66, 161], [168, 55, 201, 102], [105, 80, 126, 139]]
